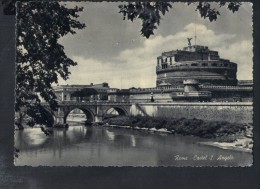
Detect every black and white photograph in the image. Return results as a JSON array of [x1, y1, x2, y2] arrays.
[[14, 1, 253, 167]]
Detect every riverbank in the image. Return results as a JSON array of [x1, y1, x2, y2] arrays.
[[102, 116, 253, 153], [102, 124, 172, 134], [199, 127, 253, 153]]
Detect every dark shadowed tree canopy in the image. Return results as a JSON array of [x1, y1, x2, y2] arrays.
[[119, 2, 241, 38], [15, 2, 85, 126], [119, 2, 172, 38]]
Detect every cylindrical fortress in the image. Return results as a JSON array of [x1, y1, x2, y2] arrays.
[[156, 45, 237, 86], [183, 79, 199, 92]]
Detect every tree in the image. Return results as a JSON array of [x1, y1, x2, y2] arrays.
[[118, 2, 242, 38], [15, 2, 85, 128]]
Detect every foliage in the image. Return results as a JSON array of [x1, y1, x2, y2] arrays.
[[104, 116, 131, 126], [119, 2, 242, 38], [104, 116, 246, 139], [195, 2, 242, 21], [15, 2, 85, 126], [119, 2, 172, 38]]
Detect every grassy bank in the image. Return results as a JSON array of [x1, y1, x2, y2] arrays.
[[103, 116, 250, 141]]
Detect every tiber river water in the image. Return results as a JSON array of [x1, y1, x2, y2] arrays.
[[14, 125, 252, 167]]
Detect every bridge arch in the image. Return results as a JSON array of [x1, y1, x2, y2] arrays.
[[64, 107, 95, 124], [103, 106, 128, 119]]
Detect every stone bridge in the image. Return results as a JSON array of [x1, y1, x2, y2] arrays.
[[42, 101, 132, 125]]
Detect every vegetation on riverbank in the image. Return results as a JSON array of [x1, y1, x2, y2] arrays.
[[103, 116, 251, 141]]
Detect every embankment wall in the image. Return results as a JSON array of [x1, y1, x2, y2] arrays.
[[130, 102, 253, 124]]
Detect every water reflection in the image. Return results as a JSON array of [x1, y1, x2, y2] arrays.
[[15, 126, 252, 166], [130, 135, 136, 147]]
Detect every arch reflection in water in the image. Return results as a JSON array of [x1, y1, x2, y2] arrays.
[[105, 130, 115, 141]]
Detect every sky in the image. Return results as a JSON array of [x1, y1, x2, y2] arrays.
[[58, 2, 253, 89]]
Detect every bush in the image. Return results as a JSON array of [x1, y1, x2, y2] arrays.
[[103, 115, 246, 139]]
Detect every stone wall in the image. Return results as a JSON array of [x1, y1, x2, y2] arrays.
[[130, 102, 253, 124]]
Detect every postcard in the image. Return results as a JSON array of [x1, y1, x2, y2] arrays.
[[14, 1, 253, 167]]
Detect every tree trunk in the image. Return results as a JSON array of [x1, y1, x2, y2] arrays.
[[16, 111, 24, 130]]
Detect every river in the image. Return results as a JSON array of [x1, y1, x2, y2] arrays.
[[14, 125, 252, 166]]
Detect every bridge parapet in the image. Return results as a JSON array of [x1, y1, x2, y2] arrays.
[[96, 101, 131, 105], [42, 101, 132, 106]]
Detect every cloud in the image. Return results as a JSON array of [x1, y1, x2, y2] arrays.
[[116, 23, 238, 64], [59, 23, 253, 88], [58, 56, 156, 88], [213, 40, 253, 80]]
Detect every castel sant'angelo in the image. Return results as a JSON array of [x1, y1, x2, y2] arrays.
[[110, 39, 253, 103], [156, 42, 237, 86], [52, 39, 253, 123], [55, 39, 253, 103]]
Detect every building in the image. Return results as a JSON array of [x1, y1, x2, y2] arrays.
[[53, 82, 110, 102], [107, 88, 130, 102], [156, 45, 237, 86]]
